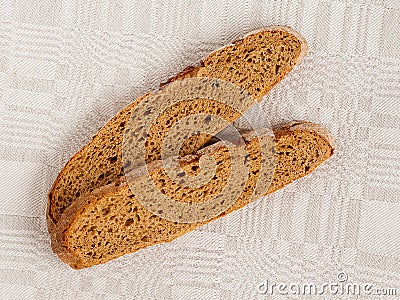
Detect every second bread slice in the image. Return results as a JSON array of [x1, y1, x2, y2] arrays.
[[50, 121, 334, 269]]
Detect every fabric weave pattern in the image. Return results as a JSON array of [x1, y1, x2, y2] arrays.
[[0, 0, 399, 299]]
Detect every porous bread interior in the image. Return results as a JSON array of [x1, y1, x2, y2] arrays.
[[197, 29, 303, 100], [125, 98, 242, 170], [49, 27, 305, 224], [62, 127, 333, 269]]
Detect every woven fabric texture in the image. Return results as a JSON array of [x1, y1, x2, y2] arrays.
[[0, 0, 399, 299]]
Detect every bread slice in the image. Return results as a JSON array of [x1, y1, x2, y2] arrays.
[[50, 121, 335, 269], [48, 26, 308, 226]]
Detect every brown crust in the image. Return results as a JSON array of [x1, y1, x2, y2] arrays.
[[50, 121, 335, 269], [159, 65, 202, 89], [279, 121, 336, 151]]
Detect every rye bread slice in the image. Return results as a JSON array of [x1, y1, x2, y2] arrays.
[[50, 121, 335, 269], [48, 26, 308, 225]]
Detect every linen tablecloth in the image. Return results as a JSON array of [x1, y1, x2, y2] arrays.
[[0, 0, 399, 299]]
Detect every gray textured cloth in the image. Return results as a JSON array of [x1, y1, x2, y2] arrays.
[[0, 0, 399, 299]]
